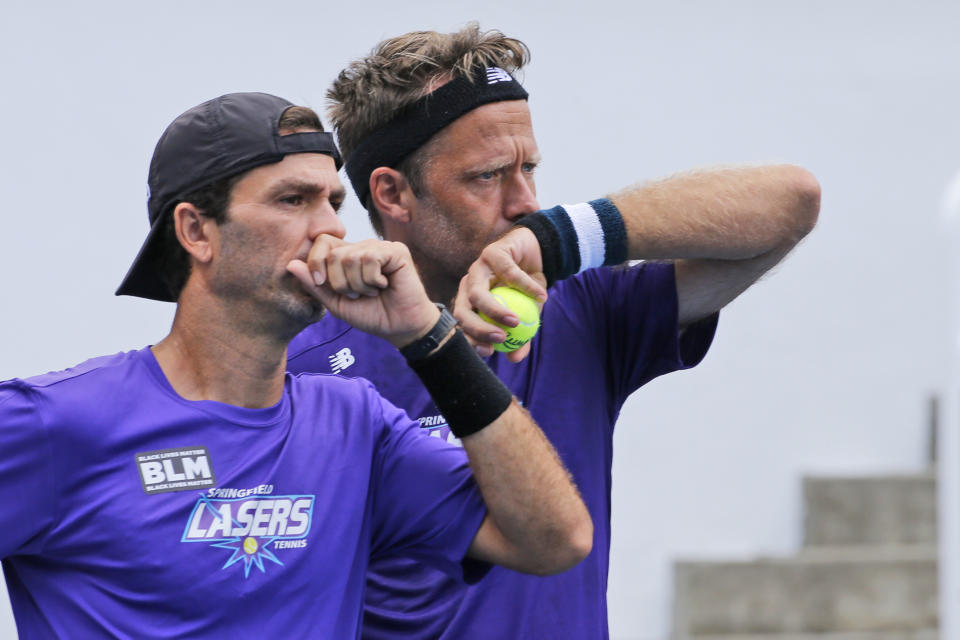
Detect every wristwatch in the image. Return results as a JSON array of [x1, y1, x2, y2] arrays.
[[399, 303, 458, 362]]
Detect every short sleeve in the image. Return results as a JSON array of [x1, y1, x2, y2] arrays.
[[551, 263, 718, 399], [368, 395, 487, 578], [0, 381, 57, 557]]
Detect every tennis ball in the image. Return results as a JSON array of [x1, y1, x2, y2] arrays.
[[478, 286, 540, 353]]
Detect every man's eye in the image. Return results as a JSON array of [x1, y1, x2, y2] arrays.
[[478, 171, 496, 181], [522, 163, 537, 174], [281, 195, 304, 205]]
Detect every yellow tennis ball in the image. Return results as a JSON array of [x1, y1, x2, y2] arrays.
[[243, 537, 259, 555], [478, 286, 541, 353]]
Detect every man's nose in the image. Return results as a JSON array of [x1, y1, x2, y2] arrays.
[[503, 171, 539, 221], [307, 203, 346, 240]]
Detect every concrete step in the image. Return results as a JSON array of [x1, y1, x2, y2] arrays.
[[803, 472, 936, 547], [685, 631, 938, 640], [672, 545, 937, 635]]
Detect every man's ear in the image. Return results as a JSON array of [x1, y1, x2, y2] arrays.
[[369, 167, 416, 224], [173, 202, 218, 264]]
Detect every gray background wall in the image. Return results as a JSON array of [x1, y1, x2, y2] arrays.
[[1, 1, 957, 638]]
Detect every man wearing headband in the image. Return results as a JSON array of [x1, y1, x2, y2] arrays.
[[0, 92, 592, 638], [287, 25, 820, 639]]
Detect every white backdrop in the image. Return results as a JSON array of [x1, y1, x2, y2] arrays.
[[1, 1, 957, 638]]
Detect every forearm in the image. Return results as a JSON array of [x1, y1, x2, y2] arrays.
[[512, 164, 819, 285], [501, 164, 820, 327], [462, 402, 592, 575], [613, 165, 821, 324], [403, 325, 591, 574], [612, 164, 820, 261], [459, 166, 819, 359]]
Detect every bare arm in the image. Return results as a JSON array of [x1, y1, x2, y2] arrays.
[[287, 237, 591, 575], [456, 164, 820, 351], [611, 165, 820, 326], [462, 400, 591, 575]]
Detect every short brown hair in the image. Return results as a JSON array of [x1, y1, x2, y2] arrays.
[[277, 106, 324, 134], [157, 105, 325, 300], [327, 23, 530, 235]]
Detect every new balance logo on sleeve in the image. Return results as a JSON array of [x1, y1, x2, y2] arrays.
[[329, 348, 355, 374], [485, 67, 513, 84]]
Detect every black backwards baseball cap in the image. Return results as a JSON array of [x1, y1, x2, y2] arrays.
[[116, 92, 342, 302]]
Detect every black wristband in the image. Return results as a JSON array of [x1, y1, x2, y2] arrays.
[[408, 330, 514, 439], [515, 198, 628, 289], [515, 213, 564, 289]]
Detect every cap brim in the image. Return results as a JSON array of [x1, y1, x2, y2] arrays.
[[115, 214, 176, 302]]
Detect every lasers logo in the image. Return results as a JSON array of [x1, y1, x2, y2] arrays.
[[182, 490, 315, 578], [137, 447, 215, 494]]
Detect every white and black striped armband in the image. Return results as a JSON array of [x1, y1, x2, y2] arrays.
[[515, 198, 628, 288]]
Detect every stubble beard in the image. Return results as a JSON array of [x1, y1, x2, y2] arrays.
[[410, 197, 490, 303], [213, 226, 327, 336], [277, 274, 327, 326]]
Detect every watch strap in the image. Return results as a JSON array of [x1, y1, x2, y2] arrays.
[[400, 304, 458, 362]]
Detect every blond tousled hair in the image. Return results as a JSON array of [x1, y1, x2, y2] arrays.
[[327, 23, 530, 234], [328, 23, 530, 158]]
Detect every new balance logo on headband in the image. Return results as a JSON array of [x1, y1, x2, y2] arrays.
[[486, 67, 513, 84]]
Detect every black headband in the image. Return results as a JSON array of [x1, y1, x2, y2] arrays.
[[345, 66, 529, 206]]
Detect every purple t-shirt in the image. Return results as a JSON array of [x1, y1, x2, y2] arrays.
[[0, 347, 486, 639], [288, 263, 718, 639]]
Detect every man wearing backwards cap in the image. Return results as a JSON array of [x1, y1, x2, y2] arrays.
[[287, 24, 820, 639], [0, 92, 592, 639]]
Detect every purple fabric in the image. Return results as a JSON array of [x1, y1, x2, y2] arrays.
[[288, 263, 718, 639], [0, 348, 485, 639]]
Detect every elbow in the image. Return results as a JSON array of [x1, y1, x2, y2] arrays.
[[787, 166, 821, 238], [532, 512, 594, 576], [564, 515, 595, 570]]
